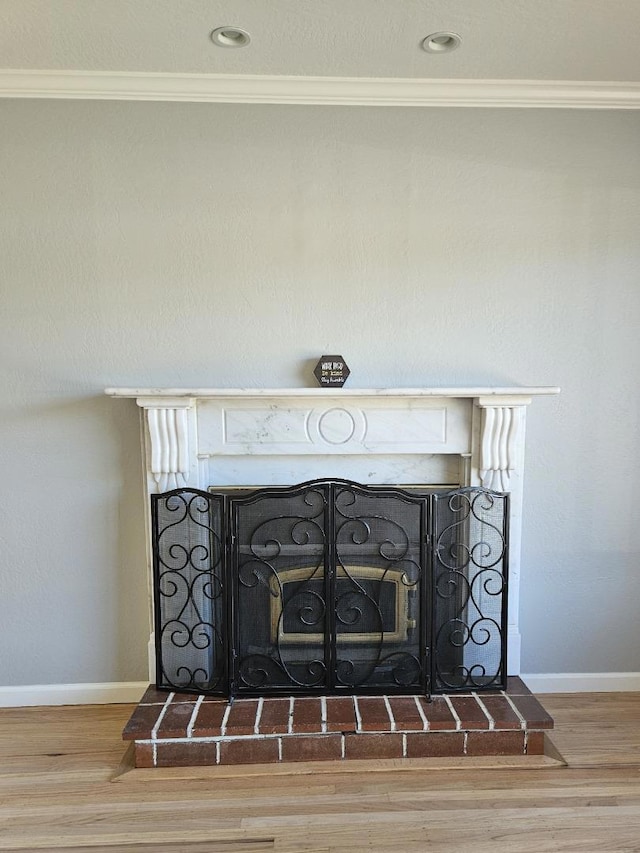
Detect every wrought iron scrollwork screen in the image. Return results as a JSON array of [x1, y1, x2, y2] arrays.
[[150, 481, 509, 698], [151, 490, 226, 693], [432, 488, 509, 691]]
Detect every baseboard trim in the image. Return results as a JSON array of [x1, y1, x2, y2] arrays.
[[0, 681, 148, 708], [521, 672, 640, 693], [1, 673, 639, 707]]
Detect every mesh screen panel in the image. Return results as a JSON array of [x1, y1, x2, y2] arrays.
[[333, 484, 425, 691], [232, 485, 330, 692], [432, 488, 508, 691], [152, 490, 225, 693]]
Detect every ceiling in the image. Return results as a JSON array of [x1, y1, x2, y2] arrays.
[[1, 0, 640, 82]]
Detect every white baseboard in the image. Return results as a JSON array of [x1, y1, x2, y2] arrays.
[[1, 673, 639, 707], [521, 672, 640, 694], [0, 681, 149, 708]]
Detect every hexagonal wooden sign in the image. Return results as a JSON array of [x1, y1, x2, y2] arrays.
[[313, 355, 350, 388]]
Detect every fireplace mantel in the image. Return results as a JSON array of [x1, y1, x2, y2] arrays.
[[106, 385, 559, 677], [106, 386, 558, 398]]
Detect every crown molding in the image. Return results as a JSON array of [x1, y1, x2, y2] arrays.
[[0, 70, 639, 108]]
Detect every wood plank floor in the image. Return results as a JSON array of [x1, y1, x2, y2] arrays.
[[1, 693, 639, 852]]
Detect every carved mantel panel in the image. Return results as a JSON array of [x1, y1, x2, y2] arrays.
[[196, 396, 470, 457]]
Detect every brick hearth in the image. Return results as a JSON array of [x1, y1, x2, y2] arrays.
[[123, 678, 553, 768]]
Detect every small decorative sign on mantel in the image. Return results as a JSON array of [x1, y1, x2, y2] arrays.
[[313, 355, 350, 388]]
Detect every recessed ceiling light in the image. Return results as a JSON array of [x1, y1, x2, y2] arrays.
[[210, 26, 251, 48], [421, 32, 461, 53]]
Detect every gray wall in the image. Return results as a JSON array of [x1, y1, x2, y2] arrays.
[[1, 101, 639, 685]]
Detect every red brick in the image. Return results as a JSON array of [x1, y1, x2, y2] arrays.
[[405, 732, 465, 758], [510, 695, 554, 729], [418, 697, 456, 730], [344, 733, 403, 760], [170, 691, 200, 703], [291, 697, 322, 733], [156, 702, 196, 738], [220, 738, 279, 765], [480, 696, 522, 730], [156, 740, 219, 767], [506, 676, 532, 695], [526, 731, 546, 755], [388, 696, 426, 731], [325, 697, 356, 732], [258, 698, 291, 734], [225, 699, 259, 735], [139, 685, 171, 704], [466, 731, 525, 756], [134, 743, 154, 768], [449, 696, 490, 729], [191, 700, 228, 737], [281, 735, 342, 763], [122, 704, 164, 741], [356, 697, 392, 731]]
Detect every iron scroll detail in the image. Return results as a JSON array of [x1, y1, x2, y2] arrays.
[[232, 483, 330, 693], [332, 483, 426, 693], [431, 487, 509, 691], [151, 490, 226, 693]]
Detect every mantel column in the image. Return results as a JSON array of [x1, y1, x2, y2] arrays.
[[473, 395, 532, 677], [135, 397, 198, 679]]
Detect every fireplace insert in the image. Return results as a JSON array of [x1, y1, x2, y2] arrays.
[[151, 479, 508, 698]]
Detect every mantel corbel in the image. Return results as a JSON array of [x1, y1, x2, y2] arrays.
[[135, 397, 195, 492], [475, 395, 532, 492]]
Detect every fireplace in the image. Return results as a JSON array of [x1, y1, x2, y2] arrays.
[[152, 479, 508, 698], [106, 385, 559, 679], [109, 385, 559, 767]]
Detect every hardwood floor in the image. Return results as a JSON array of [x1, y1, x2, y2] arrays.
[[1, 693, 639, 852]]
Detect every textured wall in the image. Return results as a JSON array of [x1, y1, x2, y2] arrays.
[[1, 101, 639, 684]]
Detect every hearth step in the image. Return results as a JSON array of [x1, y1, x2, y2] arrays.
[[123, 677, 553, 769]]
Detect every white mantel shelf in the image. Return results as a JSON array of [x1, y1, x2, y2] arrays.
[[106, 386, 560, 398]]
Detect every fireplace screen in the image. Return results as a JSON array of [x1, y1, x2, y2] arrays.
[[151, 479, 508, 698], [231, 482, 425, 694]]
